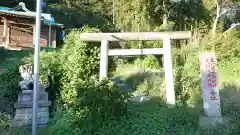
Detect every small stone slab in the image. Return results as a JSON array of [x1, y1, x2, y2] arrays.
[[14, 111, 49, 120], [12, 117, 49, 127], [22, 90, 33, 93], [14, 101, 51, 109], [16, 107, 49, 114], [18, 91, 48, 102]]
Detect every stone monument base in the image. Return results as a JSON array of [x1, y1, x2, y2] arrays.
[[199, 115, 230, 129], [12, 86, 51, 127]]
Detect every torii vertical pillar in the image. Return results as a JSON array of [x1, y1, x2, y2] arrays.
[[163, 39, 175, 105], [99, 40, 109, 81]]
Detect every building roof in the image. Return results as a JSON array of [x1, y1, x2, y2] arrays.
[[0, 3, 63, 28]]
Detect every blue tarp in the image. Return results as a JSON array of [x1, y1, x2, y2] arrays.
[[41, 13, 55, 25]]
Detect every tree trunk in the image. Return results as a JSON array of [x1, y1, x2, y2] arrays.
[[212, 0, 222, 35], [163, 0, 168, 25]]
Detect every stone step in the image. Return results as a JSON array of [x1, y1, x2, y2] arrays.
[[20, 84, 46, 92], [18, 91, 48, 102], [12, 117, 49, 127], [14, 101, 51, 109], [16, 107, 49, 114], [14, 111, 49, 120]]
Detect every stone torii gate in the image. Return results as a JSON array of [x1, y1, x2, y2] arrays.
[[79, 31, 191, 105]]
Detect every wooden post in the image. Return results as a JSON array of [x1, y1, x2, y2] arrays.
[[99, 40, 109, 81], [163, 39, 175, 105], [6, 27, 10, 46], [48, 24, 52, 48], [33, 25, 36, 45], [3, 18, 6, 39], [3, 18, 8, 48]]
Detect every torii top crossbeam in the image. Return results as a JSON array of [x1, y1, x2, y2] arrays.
[[79, 31, 191, 41]]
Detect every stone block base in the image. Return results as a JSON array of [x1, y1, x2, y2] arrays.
[[12, 117, 49, 127], [199, 115, 230, 129], [12, 84, 51, 128]]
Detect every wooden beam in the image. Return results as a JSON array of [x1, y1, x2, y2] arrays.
[[79, 31, 191, 42], [1, 19, 39, 26], [108, 48, 165, 56]]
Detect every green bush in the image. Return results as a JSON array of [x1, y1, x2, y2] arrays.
[[59, 28, 129, 123], [142, 55, 160, 69], [0, 65, 21, 103], [179, 50, 202, 107], [59, 30, 100, 107], [0, 112, 11, 129], [39, 79, 129, 134], [22, 27, 130, 130]]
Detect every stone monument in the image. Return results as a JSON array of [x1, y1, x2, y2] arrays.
[[199, 52, 228, 128], [12, 64, 51, 127]]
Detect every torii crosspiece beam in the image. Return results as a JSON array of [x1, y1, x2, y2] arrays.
[[79, 31, 191, 41]]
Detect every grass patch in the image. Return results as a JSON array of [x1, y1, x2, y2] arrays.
[[1, 100, 240, 135]]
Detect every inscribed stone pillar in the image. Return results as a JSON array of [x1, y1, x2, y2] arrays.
[[199, 52, 221, 117]]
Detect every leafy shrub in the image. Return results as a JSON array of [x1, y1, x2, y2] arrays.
[[38, 112, 82, 135], [59, 32, 100, 107], [136, 72, 162, 97], [40, 78, 130, 134], [180, 50, 202, 107], [22, 27, 130, 130], [142, 55, 160, 69], [133, 55, 160, 70], [0, 112, 11, 129], [0, 65, 21, 103], [58, 28, 129, 128]]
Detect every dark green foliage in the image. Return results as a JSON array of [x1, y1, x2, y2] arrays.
[[0, 65, 21, 116], [0, 65, 20, 101]]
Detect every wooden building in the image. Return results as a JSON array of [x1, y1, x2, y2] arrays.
[[0, 3, 63, 49]]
